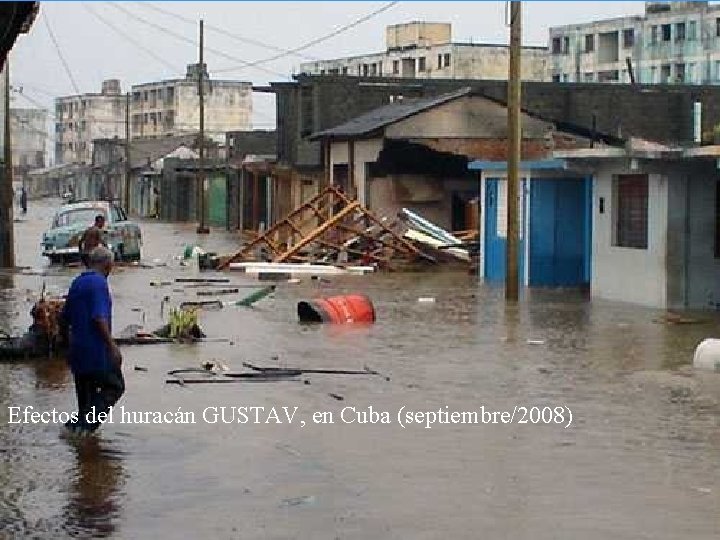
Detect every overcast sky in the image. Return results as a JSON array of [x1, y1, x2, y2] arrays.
[[10, 1, 646, 134]]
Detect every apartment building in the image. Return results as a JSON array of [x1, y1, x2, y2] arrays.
[[130, 63, 252, 143], [10, 107, 47, 180], [55, 79, 126, 165], [299, 21, 548, 81], [549, 1, 720, 84]]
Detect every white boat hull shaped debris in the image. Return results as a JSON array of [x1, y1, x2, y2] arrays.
[[692, 338, 720, 372]]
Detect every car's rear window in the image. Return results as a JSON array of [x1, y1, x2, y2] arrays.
[[53, 208, 107, 228]]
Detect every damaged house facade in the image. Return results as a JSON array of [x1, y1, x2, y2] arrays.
[[270, 74, 720, 309]]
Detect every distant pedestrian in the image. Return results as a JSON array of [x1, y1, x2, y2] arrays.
[[60, 246, 124, 437], [19, 186, 27, 215], [152, 187, 159, 218], [79, 214, 107, 268]]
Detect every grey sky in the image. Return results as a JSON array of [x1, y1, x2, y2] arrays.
[[10, 1, 645, 134]]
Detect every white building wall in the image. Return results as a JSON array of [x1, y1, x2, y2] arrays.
[[299, 43, 548, 82], [591, 166, 668, 307], [131, 80, 252, 143], [549, 4, 720, 84], [55, 92, 125, 165]]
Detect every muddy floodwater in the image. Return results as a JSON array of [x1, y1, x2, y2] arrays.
[[1, 199, 719, 539]]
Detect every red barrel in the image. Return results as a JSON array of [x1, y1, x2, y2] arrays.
[[298, 295, 375, 324]]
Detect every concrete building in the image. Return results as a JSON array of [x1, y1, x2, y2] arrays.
[[130, 63, 252, 143], [550, 141, 720, 309], [299, 21, 548, 81], [549, 1, 720, 84], [10, 107, 47, 183], [55, 79, 126, 165]]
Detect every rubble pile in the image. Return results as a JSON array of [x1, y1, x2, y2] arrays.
[[219, 186, 477, 273]]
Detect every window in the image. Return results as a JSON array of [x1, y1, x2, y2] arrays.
[[562, 36, 570, 54], [392, 60, 399, 74], [687, 63, 696, 83], [378, 63, 382, 76], [370, 63, 377, 75], [716, 17, 720, 37], [676, 22, 686, 41], [552, 37, 562, 54], [342, 67, 348, 75], [443, 53, 451, 67], [662, 24, 671, 41], [651, 25, 658, 43], [688, 20, 697, 40], [437, 54, 443, 68], [650, 66, 657, 83], [661, 64, 671, 82], [715, 60, 720, 81], [418, 56, 426, 72], [552, 74, 561, 82], [614, 174, 648, 249], [675, 63, 686, 82], [562, 73, 569, 82], [585, 34, 594, 53], [584, 72, 594, 82], [362, 64, 369, 76], [623, 28, 634, 48]]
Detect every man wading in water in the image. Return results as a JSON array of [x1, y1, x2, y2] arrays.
[[60, 246, 124, 437], [79, 214, 107, 268]]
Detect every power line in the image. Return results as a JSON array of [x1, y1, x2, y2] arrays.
[[83, 4, 181, 74], [107, 2, 289, 80], [42, 10, 81, 95], [213, 1, 400, 74], [136, 2, 320, 62]]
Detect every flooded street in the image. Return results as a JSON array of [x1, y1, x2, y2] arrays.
[[1, 198, 719, 539]]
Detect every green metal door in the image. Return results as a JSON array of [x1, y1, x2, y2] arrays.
[[208, 174, 227, 227]]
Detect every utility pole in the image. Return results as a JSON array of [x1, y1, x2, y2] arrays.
[[506, 1, 522, 301], [124, 91, 131, 212], [196, 18, 209, 234], [1, 60, 15, 268]]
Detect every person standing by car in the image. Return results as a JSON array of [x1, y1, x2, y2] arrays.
[[60, 246, 124, 436], [79, 214, 107, 268]]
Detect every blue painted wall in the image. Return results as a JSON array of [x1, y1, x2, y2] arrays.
[[484, 176, 591, 287], [483, 178, 525, 283], [528, 177, 590, 287]]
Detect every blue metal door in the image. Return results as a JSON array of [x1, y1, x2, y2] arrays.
[[528, 178, 590, 286], [484, 178, 525, 283]]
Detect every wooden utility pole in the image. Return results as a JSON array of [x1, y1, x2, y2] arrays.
[[506, 1, 522, 301], [196, 19, 209, 234], [1, 60, 15, 268], [124, 91, 131, 212]]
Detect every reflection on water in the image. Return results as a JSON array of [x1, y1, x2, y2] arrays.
[[63, 438, 126, 538]]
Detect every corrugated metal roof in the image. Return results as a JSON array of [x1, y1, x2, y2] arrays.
[[309, 87, 472, 140]]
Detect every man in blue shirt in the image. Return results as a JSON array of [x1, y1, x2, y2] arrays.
[[61, 246, 124, 436]]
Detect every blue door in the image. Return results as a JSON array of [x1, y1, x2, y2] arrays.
[[528, 178, 591, 286], [484, 178, 525, 283]]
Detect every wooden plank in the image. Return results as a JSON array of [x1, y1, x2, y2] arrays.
[[276, 202, 360, 262]]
